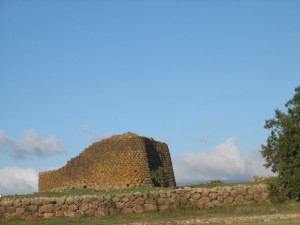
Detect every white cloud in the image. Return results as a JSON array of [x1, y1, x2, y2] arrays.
[[173, 137, 274, 184], [0, 130, 66, 159], [0, 167, 38, 195]]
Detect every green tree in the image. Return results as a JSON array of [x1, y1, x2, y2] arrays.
[[151, 166, 166, 187], [261, 85, 300, 200]]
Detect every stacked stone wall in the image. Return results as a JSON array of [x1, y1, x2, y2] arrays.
[[253, 176, 275, 182], [39, 133, 176, 192], [0, 185, 268, 221]]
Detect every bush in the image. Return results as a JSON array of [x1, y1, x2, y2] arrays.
[[151, 166, 166, 187], [267, 177, 289, 204]]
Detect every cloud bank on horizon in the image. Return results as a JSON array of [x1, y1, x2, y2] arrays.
[[174, 137, 274, 184], [0, 130, 273, 195], [0, 167, 38, 195], [0, 130, 66, 159]]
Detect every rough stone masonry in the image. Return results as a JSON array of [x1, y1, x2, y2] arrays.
[[0, 184, 268, 221], [39, 132, 176, 192]]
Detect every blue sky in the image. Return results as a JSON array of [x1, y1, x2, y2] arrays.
[[0, 0, 299, 194]]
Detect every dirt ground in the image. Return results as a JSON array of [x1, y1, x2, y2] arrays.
[[118, 213, 300, 225]]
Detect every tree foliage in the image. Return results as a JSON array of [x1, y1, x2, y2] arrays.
[[261, 85, 300, 200], [151, 166, 166, 187]]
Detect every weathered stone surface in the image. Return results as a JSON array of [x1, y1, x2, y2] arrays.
[[82, 196, 94, 204], [135, 197, 145, 206], [26, 205, 37, 213], [217, 195, 224, 203], [43, 213, 54, 218], [68, 204, 78, 212], [235, 195, 245, 203], [191, 193, 201, 200], [39, 204, 53, 214], [79, 203, 89, 212], [53, 204, 61, 212], [96, 208, 108, 216], [0, 184, 269, 221], [199, 197, 211, 204], [224, 197, 234, 205], [144, 204, 157, 212], [61, 204, 68, 211], [55, 211, 64, 217], [64, 211, 76, 217], [14, 200, 22, 207], [133, 205, 144, 214], [235, 186, 247, 196], [56, 197, 66, 205], [116, 202, 124, 209], [75, 210, 84, 217], [85, 209, 95, 216], [15, 207, 25, 214], [22, 199, 31, 206], [230, 190, 238, 198], [209, 193, 218, 200], [158, 204, 169, 212], [122, 207, 132, 215], [39, 133, 176, 192], [1, 201, 13, 207], [31, 199, 43, 206]]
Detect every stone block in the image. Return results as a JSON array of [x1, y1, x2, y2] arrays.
[[116, 202, 124, 209], [14, 200, 22, 207], [133, 205, 144, 214], [1, 201, 13, 207], [61, 204, 68, 211], [43, 213, 55, 219], [5, 206, 15, 213], [82, 196, 94, 204], [235, 195, 245, 204], [230, 190, 238, 198], [144, 203, 157, 212], [224, 197, 234, 205], [22, 199, 31, 206], [56, 197, 66, 205], [64, 211, 76, 217], [191, 193, 201, 200], [26, 205, 37, 213], [122, 207, 133, 215], [39, 204, 53, 214], [65, 197, 74, 204], [209, 193, 218, 200], [198, 197, 211, 204], [68, 204, 78, 212], [55, 211, 64, 217], [85, 209, 95, 216], [135, 197, 145, 206], [217, 195, 224, 203], [79, 203, 89, 212], [16, 207, 25, 214]]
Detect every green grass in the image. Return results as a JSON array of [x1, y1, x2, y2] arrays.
[[2, 201, 300, 225], [2, 181, 260, 200], [2, 186, 174, 200], [185, 180, 262, 189]]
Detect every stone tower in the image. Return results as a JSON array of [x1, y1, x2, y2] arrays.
[[39, 132, 176, 191]]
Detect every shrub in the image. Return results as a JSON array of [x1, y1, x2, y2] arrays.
[[151, 166, 166, 187], [266, 177, 289, 204]]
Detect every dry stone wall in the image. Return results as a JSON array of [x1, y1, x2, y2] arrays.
[[0, 185, 268, 221], [39, 133, 176, 192]]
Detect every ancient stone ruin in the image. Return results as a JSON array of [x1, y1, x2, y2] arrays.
[[39, 132, 176, 192]]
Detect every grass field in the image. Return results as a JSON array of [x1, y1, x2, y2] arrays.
[[1, 180, 259, 200], [2, 200, 300, 225], [2, 181, 299, 225]]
